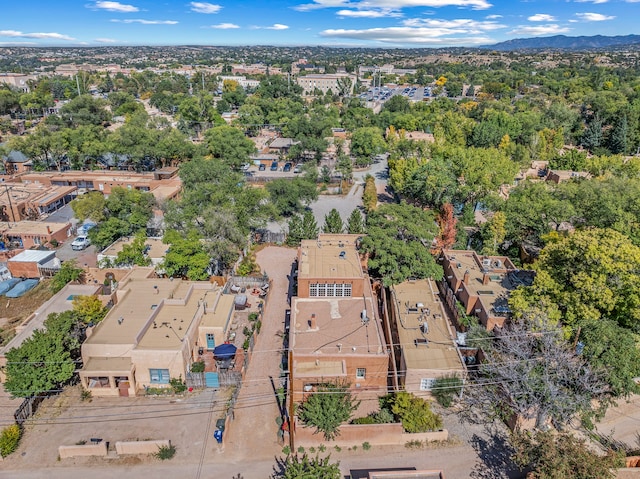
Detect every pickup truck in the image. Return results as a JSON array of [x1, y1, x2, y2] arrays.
[[71, 236, 91, 251]]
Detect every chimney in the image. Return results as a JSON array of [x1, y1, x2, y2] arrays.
[[463, 270, 470, 284], [309, 313, 317, 330], [154, 285, 159, 294], [46, 225, 52, 234], [482, 273, 490, 285]]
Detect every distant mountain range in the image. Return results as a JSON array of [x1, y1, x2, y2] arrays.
[[485, 34, 640, 51]]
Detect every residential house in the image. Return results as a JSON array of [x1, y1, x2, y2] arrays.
[[0, 182, 77, 221], [7, 249, 60, 278], [1, 150, 31, 175], [0, 220, 72, 249], [438, 250, 534, 330], [267, 138, 300, 157], [0, 74, 37, 92], [97, 237, 168, 269], [79, 267, 234, 397], [388, 279, 465, 398], [546, 169, 591, 184], [290, 235, 388, 403]]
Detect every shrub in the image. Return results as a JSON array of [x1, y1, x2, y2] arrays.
[[362, 441, 371, 450], [297, 446, 305, 454], [169, 377, 187, 394], [352, 416, 375, 425], [383, 392, 443, 433], [248, 312, 259, 322], [282, 445, 291, 455], [81, 389, 93, 402], [154, 443, 176, 460], [432, 375, 463, 408], [0, 424, 22, 457], [190, 361, 205, 373]]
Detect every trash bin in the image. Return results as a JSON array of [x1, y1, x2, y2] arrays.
[[213, 429, 223, 444], [215, 418, 225, 431]]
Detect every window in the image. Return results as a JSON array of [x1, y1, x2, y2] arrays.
[[420, 378, 436, 391], [149, 369, 170, 384], [356, 368, 366, 379], [309, 283, 352, 298]]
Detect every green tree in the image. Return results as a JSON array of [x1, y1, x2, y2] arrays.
[[510, 228, 640, 329], [431, 375, 464, 408], [112, 231, 152, 267], [298, 382, 360, 440], [511, 430, 624, 479], [71, 192, 107, 223], [162, 229, 211, 280], [50, 261, 83, 293], [362, 175, 378, 213], [280, 454, 341, 479], [323, 209, 343, 234], [346, 209, 365, 235], [203, 125, 256, 170], [480, 211, 506, 255], [360, 203, 443, 286], [266, 178, 318, 217], [350, 127, 386, 166], [382, 391, 442, 433], [72, 295, 108, 325], [0, 424, 22, 457]]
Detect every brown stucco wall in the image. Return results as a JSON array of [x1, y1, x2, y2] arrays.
[[58, 442, 107, 458], [115, 440, 171, 455]]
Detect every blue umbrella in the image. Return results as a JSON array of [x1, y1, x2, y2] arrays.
[[213, 343, 237, 359]]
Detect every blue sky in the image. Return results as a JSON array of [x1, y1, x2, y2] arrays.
[[1, 0, 638, 48]]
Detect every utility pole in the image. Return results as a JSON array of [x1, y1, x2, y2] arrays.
[[4, 184, 15, 223], [75, 74, 81, 96]]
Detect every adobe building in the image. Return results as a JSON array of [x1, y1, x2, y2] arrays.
[[17, 168, 181, 200], [389, 279, 465, 398], [296, 73, 356, 95], [438, 250, 534, 330], [97, 237, 168, 269], [0, 220, 72, 249], [79, 267, 234, 397], [290, 235, 388, 403], [0, 182, 77, 221], [7, 249, 60, 278]]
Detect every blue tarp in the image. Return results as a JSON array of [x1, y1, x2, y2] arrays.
[[5, 279, 39, 298], [0, 278, 20, 295], [213, 343, 237, 359]]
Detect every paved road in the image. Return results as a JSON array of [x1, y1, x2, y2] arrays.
[[310, 156, 390, 228]]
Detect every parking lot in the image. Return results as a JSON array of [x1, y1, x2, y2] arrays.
[[358, 85, 433, 105]]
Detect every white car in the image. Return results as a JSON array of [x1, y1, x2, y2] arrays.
[[71, 236, 91, 251]]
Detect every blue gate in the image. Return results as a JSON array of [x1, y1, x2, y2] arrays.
[[205, 372, 219, 388]]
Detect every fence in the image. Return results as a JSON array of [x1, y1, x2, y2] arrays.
[[14, 395, 46, 426], [252, 229, 286, 245]]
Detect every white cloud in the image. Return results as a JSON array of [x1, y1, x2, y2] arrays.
[[320, 26, 493, 44], [0, 30, 76, 41], [266, 24, 289, 30], [575, 12, 615, 21], [403, 17, 505, 31], [528, 14, 556, 22], [295, 0, 493, 12], [208, 23, 240, 29], [189, 2, 222, 13], [90, 1, 139, 12], [111, 19, 178, 24], [574, 0, 608, 3], [0, 41, 37, 46], [509, 24, 570, 35], [95, 37, 117, 42], [337, 9, 402, 18], [485, 14, 502, 19]]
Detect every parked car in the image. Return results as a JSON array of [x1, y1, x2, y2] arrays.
[[270, 161, 279, 171], [259, 163, 266, 171], [293, 164, 302, 173], [283, 162, 292, 172], [71, 236, 91, 251], [77, 221, 97, 236]]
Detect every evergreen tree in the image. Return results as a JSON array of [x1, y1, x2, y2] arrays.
[[323, 209, 344, 234], [302, 210, 319, 239], [347, 209, 365, 235]]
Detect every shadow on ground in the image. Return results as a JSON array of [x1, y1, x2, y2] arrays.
[[470, 430, 525, 479]]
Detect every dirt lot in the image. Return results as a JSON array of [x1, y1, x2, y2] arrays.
[[0, 280, 53, 346], [2, 385, 228, 469]]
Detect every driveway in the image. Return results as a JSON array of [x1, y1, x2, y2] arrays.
[[222, 246, 298, 461]]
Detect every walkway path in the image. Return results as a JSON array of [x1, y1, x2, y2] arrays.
[[222, 246, 297, 461]]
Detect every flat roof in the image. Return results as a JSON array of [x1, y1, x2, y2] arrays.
[[391, 280, 464, 372], [86, 269, 221, 351], [82, 356, 133, 373], [8, 249, 56, 263], [0, 184, 76, 207], [0, 221, 70, 236], [299, 235, 363, 280], [296, 359, 345, 377], [291, 297, 385, 356], [442, 250, 516, 310], [101, 237, 168, 260], [199, 294, 235, 329]]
